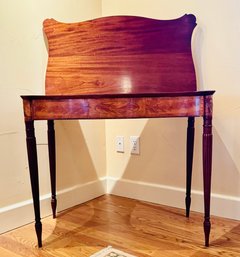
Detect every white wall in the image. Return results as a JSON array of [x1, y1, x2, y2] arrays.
[[0, 0, 105, 233], [102, 0, 240, 219]]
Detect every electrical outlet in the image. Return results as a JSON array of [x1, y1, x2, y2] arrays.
[[130, 136, 140, 154], [116, 136, 124, 152]]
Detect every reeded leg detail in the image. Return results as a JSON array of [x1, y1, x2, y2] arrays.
[[25, 120, 42, 248], [202, 96, 213, 247], [48, 120, 57, 219], [185, 117, 195, 217]]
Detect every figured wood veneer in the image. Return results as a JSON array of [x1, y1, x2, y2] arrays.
[[21, 14, 215, 248], [22, 93, 214, 121], [44, 15, 197, 95]]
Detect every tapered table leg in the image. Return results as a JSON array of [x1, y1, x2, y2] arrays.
[[185, 117, 195, 217], [202, 96, 213, 247], [25, 120, 42, 248], [47, 120, 57, 218]]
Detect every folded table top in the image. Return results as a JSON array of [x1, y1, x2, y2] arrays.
[[43, 14, 198, 96]]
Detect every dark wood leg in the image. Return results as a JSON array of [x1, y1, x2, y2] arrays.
[[185, 117, 195, 217], [202, 96, 213, 247], [47, 120, 57, 219], [25, 120, 42, 248]]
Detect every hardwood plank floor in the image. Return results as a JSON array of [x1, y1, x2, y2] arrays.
[[0, 195, 240, 256]]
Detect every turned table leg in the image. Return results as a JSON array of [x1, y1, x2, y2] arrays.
[[185, 117, 195, 217], [47, 120, 57, 218], [25, 120, 42, 248], [202, 96, 213, 247]]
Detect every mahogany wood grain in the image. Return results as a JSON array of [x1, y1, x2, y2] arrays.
[[43, 15, 197, 95], [21, 91, 214, 121], [22, 94, 207, 121], [20, 14, 215, 248], [203, 95, 213, 247]]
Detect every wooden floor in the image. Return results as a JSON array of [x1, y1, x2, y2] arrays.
[[0, 195, 240, 257]]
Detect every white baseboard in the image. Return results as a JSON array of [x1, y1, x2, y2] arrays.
[[1, 176, 239, 234], [0, 177, 107, 234], [107, 177, 240, 221]]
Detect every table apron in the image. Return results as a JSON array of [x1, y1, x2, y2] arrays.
[[23, 95, 205, 120]]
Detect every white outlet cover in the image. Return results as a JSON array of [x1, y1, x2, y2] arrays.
[[130, 136, 140, 154], [116, 136, 124, 152]]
